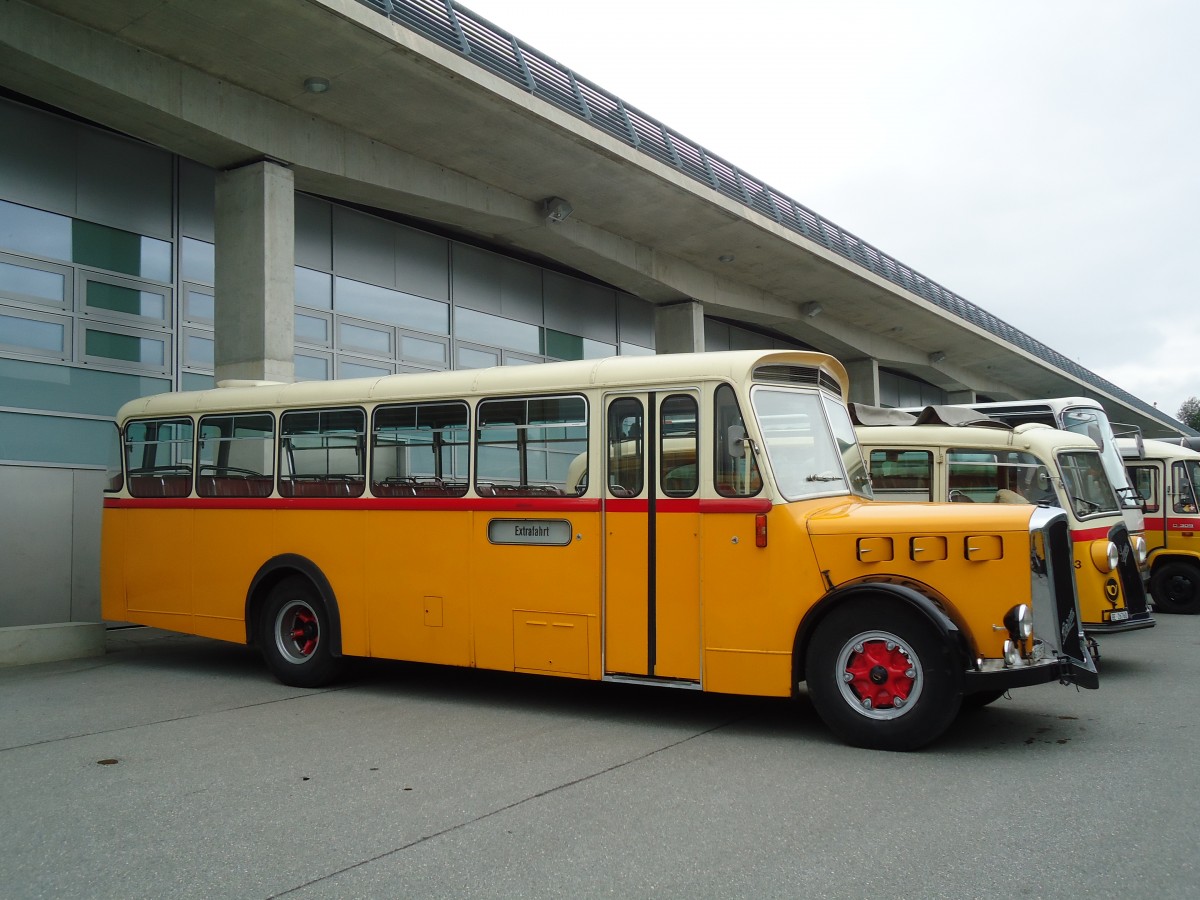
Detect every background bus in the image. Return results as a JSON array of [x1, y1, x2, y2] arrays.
[[1121, 437, 1200, 614], [856, 411, 1153, 639], [902, 398, 1148, 542]]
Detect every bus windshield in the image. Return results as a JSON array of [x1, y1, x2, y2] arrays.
[[1061, 407, 1143, 512], [1058, 450, 1120, 518], [751, 388, 872, 501]]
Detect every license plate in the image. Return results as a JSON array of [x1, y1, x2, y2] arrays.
[[1110, 609, 1130, 622]]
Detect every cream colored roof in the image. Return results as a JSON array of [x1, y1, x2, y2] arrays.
[[1118, 438, 1200, 462], [116, 350, 849, 421]]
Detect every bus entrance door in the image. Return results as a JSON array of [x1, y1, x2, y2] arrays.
[[602, 391, 702, 684]]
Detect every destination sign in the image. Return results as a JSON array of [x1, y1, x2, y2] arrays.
[[487, 518, 572, 546]]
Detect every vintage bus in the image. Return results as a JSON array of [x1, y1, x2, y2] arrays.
[[1121, 437, 1200, 614], [855, 408, 1153, 642], [900, 398, 1148, 541], [101, 350, 1097, 751]]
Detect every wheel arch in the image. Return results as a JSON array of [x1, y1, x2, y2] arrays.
[[245, 554, 344, 657], [792, 580, 966, 691]]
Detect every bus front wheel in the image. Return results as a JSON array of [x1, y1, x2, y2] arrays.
[[259, 576, 343, 687], [1151, 561, 1200, 614], [805, 600, 961, 751]]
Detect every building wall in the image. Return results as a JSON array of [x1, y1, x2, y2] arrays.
[[0, 95, 667, 629]]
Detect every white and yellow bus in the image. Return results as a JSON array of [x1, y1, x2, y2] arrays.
[[1121, 438, 1200, 614], [855, 409, 1154, 641], [102, 350, 1097, 750]]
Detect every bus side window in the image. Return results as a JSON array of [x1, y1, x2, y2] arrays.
[[279, 408, 366, 498], [125, 417, 194, 498], [661, 394, 698, 497], [197, 413, 274, 498], [713, 383, 761, 497], [477, 395, 588, 498], [371, 401, 469, 498], [868, 449, 932, 501], [606, 398, 643, 498]]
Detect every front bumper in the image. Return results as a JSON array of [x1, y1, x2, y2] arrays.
[[1085, 610, 1156, 634], [964, 656, 1100, 693]]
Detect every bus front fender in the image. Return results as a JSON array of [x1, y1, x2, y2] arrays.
[[791, 581, 965, 690]]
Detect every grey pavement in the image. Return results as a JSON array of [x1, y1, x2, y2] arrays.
[[1, 617, 1197, 899]]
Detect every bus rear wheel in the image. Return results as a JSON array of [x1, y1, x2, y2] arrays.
[[259, 576, 343, 687], [1151, 561, 1200, 614], [805, 600, 961, 751]]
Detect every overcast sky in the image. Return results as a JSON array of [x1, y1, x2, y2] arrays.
[[459, 0, 1199, 420]]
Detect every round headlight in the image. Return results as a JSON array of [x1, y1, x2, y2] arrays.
[[1091, 540, 1119, 573], [1134, 535, 1148, 565], [1004, 603, 1034, 641]]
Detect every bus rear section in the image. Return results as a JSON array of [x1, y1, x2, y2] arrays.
[[1122, 437, 1200, 614]]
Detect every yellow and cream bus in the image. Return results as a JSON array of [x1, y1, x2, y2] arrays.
[[1121, 437, 1200, 614], [855, 408, 1154, 642], [101, 350, 1097, 751]]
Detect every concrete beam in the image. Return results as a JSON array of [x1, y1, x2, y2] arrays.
[[655, 302, 706, 354], [214, 160, 295, 382]]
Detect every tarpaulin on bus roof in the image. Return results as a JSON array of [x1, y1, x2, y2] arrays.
[[848, 404, 918, 426]]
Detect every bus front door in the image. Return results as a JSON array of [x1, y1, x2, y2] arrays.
[[602, 391, 702, 683]]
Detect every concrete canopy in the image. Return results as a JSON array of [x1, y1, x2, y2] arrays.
[[2, 0, 1185, 436]]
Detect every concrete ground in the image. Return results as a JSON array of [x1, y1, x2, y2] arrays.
[[1, 616, 1196, 899]]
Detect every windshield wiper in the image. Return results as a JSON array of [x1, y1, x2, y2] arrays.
[[806, 472, 844, 482]]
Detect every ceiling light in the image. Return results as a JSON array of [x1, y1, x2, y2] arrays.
[[303, 77, 331, 94], [542, 196, 574, 223], [929, 351, 947, 364], [718, 254, 735, 263], [801, 301, 823, 318]]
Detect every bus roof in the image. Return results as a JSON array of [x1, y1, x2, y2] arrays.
[[1118, 437, 1200, 462], [115, 349, 849, 421]]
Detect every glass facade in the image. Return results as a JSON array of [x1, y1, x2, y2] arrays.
[[0, 94, 810, 478], [0, 96, 667, 470]]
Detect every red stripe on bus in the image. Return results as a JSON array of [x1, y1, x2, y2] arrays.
[[1071, 526, 1114, 542], [103, 496, 773, 513]]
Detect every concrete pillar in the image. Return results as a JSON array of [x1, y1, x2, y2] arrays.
[[948, 390, 978, 404], [843, 358, 880, 406], [214, 160, 295, 383], [654, 300, 705, 354]]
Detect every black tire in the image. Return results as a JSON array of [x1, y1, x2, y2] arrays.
[[1151, 561, 1200, 614], [805, 600, 962, 751], [259, 576, 344, 687]]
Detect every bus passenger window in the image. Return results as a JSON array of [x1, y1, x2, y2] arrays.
[[477, 395, 587, 497], [197, 413, 275, 498], [279, 408, 366, 498], [371, 402, 469, 498], [607, 397, 643, 498], [868, 449, 932, 501], [125, 417, 194, 498], [660, 394, 698, 497]]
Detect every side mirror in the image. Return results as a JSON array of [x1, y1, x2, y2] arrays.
[[727, 424, 747, 458]]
